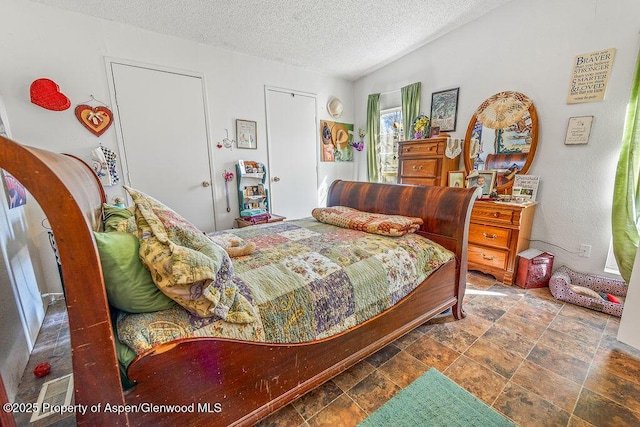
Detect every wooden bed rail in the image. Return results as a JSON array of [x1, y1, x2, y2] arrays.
[[0, 136, 129, 425]]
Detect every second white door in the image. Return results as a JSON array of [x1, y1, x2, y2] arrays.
[[266, 88, 318, 220]]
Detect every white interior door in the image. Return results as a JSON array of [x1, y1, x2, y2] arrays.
[[109, 61, 217, 231], [266, 88, 318, 220]]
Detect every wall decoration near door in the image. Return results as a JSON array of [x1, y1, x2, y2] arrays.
[[430, 88, 459, 132], [29, 78, 71, 111], [74, 96, 114, 137], [320, 120, 353, 162], [236, 119, 257, 149], [2, 170, 27, 209]]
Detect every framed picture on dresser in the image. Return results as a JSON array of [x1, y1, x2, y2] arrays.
[[467, 170, 496, 195], [448, 170, 465, 188]]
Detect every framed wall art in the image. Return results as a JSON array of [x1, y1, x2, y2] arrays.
[[564, 116, 594, 145], [236, 119, 257, 149], [0, 96, 26, 209], [430, 87, 459, 132]]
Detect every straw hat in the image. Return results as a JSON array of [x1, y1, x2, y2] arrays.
[[327, 97, 343, 119], [475, 91, 532, 129], [331, 123, 350, 150]]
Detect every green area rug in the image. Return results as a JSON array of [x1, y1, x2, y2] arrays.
[[358, 368, 515, 427]]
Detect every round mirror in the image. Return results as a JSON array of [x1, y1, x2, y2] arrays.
[[463, 91, 538, 194]]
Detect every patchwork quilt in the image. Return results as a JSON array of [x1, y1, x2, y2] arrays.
[[117, 217, 454, 354]]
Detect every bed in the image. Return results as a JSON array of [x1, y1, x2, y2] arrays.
[[0, 135, 478, 426]]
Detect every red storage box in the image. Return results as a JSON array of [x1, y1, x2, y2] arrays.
[[515, 249, 554, 289]]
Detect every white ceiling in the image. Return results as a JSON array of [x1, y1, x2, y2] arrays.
[[29, 0, 513, 81]]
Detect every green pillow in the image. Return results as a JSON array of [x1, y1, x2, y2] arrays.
[[94, 231, 175, 313], [103, 204, 133, 232]]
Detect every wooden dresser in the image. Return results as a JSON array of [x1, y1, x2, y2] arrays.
[[397, 134, 460, 186], [468, 201, 536, 285]]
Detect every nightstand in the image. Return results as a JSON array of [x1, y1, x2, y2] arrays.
[[467, 201, 536, 285]]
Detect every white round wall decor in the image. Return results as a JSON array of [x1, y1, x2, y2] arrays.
[[327, 97, 343, 119]]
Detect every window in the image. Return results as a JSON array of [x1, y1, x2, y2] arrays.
[[378, 107, 403, 183]]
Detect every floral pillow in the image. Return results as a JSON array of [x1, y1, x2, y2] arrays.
[[124, 186, 255, 322], [312, 206, 423, 237]]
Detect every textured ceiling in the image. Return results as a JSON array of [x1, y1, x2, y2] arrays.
[[29, 0, 513, 80]]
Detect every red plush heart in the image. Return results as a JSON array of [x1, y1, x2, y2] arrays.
[[30, 78, 70, 111], [75, 104, 114, 137]]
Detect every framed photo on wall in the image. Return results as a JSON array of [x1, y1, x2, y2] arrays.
[[0, 97, 26, 209], [430, 87, 459, 132], [564, 116, 594, 145], [236, 119, 257, 149]]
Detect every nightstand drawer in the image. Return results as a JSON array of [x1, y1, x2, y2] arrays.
[[401, 142, 442, 157], [400, 158, 440, 178], [469, 223, 511, 248], [471, 205, 515, 225], [469, 244, 508, 269]]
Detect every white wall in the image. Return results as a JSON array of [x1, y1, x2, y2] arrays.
[[0, 0, 355, 395], [354, 0, 640, 278], [0, 0, 355, 232]]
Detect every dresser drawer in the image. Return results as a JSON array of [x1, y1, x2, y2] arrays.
[[469, 223, 511, 248], [401, 142, 442, 157], [469, 244, 508, 269], [471, 205, 515, 225], [400, 158, 440, 178], [400, 176, 439, 186]]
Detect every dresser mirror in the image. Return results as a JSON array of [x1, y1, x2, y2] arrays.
[[463, 91, 538, 194]]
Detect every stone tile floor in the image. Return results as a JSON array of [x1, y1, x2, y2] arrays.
[[13, 271, 640, 426]]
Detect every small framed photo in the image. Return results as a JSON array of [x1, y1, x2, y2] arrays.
[[430, 126, 440, 137], [467, 170, 497, 195], [448, 170, 466, 188], [564, 116, 594, 145], [236, 119, 257, 149], [430, 87, 460, 132]]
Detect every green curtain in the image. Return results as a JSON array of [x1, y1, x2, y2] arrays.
[[612, 48, 640, 283], [366, 93, 381, 182], [401, 82, 421, 140]]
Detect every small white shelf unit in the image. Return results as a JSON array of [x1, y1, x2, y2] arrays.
[[236, 160, 269, 217]]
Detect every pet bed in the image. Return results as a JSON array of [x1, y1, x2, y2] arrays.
[[549, 265, 627, 317]]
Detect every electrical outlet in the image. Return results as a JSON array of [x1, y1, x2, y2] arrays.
[[580, 244, 592, 258]]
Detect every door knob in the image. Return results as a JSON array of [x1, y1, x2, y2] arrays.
[[272, 176, 281, 182], [202, 181, 211, 187]]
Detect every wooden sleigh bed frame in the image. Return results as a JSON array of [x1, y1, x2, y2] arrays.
[[0, 136, 478, 426]]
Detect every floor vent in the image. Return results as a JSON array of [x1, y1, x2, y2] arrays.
[[30, 374, 74, 422]]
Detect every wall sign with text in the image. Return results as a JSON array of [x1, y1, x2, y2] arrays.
[[567, 48, 616, 104]]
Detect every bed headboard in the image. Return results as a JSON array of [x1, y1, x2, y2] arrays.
[[327, 179, 478, 257], [0, 136, 129, 425]]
